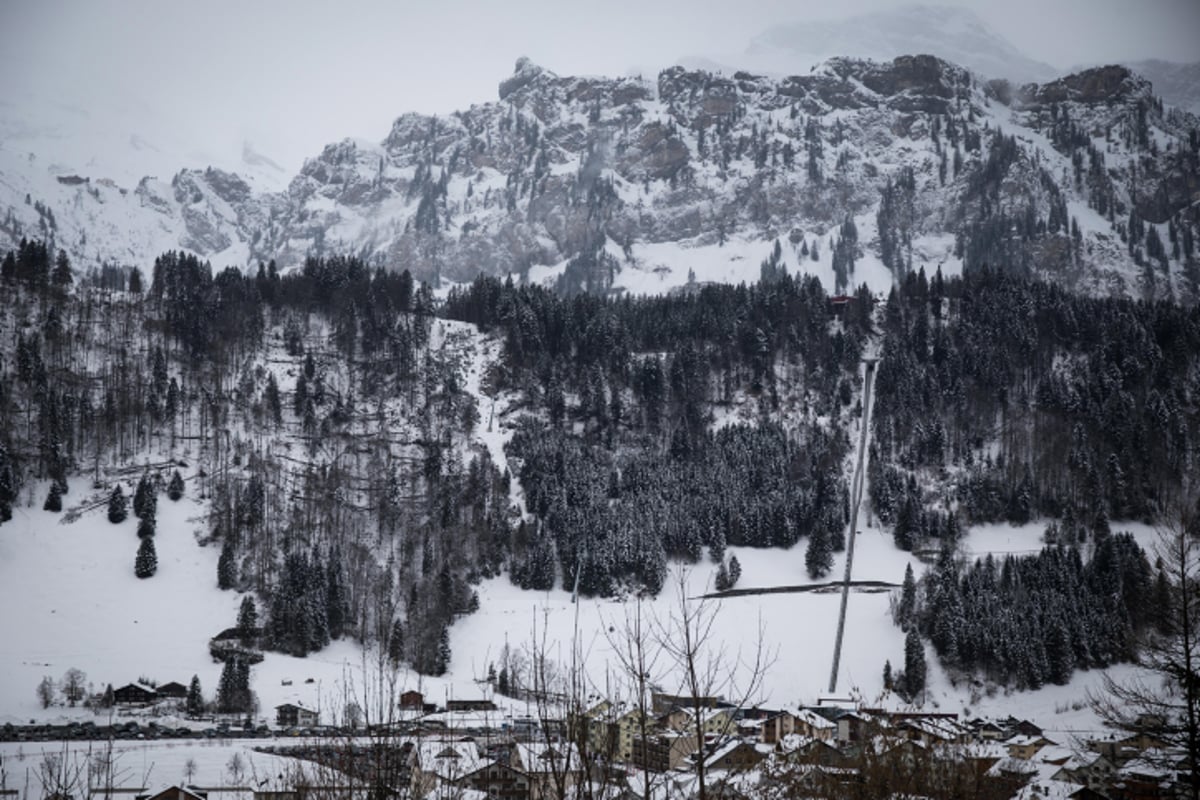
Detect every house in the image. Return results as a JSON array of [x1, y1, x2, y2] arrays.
[[1005, 733, 1056, 760], [759, 711, 799, 745], [446, 699, 497, 712], [512, 744, 581, 800], [702, 740, 766, 772], [611, 709, 654, 762], [458, 760, 531, 800], [792, 709, 837, 742], [780, 736, 852, 769], [276, 702, 320, 728], [399, 690, 425, 710], [631, 731, 699, 772], [114, 683, 158, 705], [412, 741, 488, 795], [156, 682, 189, 700]]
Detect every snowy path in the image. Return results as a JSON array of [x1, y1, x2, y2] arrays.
[[828, 357, 877, 693]]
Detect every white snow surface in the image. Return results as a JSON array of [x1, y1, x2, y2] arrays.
[[0, 465, 1160, 744]]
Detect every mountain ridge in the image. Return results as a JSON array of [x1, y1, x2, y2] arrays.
[[2, 55, 1197, 302]]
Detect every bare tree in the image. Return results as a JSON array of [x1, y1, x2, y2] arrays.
[[1089, 500, 1200, 798], [61, 668, 87, 707], [652, 568, 774, 800], [603, 595, 666, 800], [36, 676, 55, 709]]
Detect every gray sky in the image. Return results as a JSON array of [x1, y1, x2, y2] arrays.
[[2, 0, 1197, 175]]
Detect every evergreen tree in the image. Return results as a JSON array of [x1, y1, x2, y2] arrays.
[[51, 251, 72, 288], [326, 549, 349, 639], [0, 443, 14, 524], [217, 536, 237, 590], [728, 554, 742, 587], [264, 374, 282, 425], [434, 625, 451, 676], [137, 516, 156, 539], [135, 536, 158, 578], [714, 560, 731, 592], [167, 470, 185, 501], [388, 618, 405, 665], [898, 563, 916, 625], [43, 481, 62, 513], [133, 472, 157, 520], [883, 660, 893, 691], [903, 628, 927, 698], [108, 486, 128, 524], [806, 524, 833, 578], [186, 675, 204, 716], [237, 596, 259, 643]]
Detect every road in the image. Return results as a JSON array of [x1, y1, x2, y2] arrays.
[[828, 358, 877, 694]]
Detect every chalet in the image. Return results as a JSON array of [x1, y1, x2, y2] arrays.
[[411, 741, 487, 794], [398, 690, 425, 710], [114, 683, 158, 705], [459, 761, 530, 800], [446, 699, 497, 712], [792, 709, 837, 742], [276, 703, 319, 728], [512, 744, 582, 800], [156, 682, 189, 700], [779, 736, 852, 769], [702, 739, 767, 772], [1005, 733, 1056, 760]]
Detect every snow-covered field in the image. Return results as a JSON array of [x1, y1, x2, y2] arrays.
[[0, 459, 1161, 748]]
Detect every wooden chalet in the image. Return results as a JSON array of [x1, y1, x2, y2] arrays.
[[114, 682, 158, 705], [156, 681, 189, 699]]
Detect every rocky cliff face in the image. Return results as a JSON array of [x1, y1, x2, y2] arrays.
[[3, 56, 1198, 299]]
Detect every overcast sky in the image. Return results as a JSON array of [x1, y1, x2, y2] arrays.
[[2, 0, 1197, 175]]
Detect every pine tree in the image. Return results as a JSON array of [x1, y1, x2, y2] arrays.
[[43, 482, 62, 513], [714, 561, 731, 592], [237, 596, 258, 643], [903, 628, 927, 699], [898, 563, 916, 625], [883, 660, 893, 691], [133, 472, 157, 520], [108, 486, 128, 524], [186, 675, 204, 716], [264, 374, 282, 425], [137, 516, 156, 539], [216, 658, 239, 713], [0, 443, 14, 524], [326, 549, 349, 639], [728, 554, 742, 587], [135, 536, 158, 578], [217, 536, 236, 590], [167, 470, 184, 501], [388, 618, 405, 665], [806, 525, 833, 578], [435, 625, 451, 676]]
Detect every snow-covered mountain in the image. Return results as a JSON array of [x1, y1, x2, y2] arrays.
[[743, 4, 1058, 84], [2, 55, 1197, 300]]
